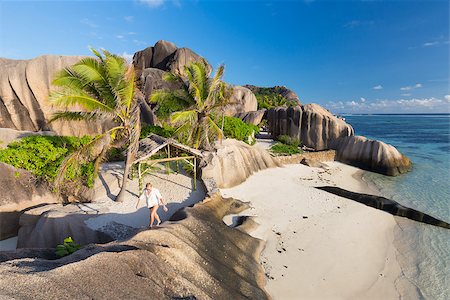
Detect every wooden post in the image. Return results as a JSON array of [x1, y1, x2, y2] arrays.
[[193, 156, 197, 191], [167, 145, 171, 175], [176, 148, 179, 173], [138, 162, 142, 193]]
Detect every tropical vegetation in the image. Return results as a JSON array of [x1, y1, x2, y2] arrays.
[[48, 48, 141, 202], [220, 116, 259, 145], [270, 143, 302, 156], [253, 87, 299, 110], [270, 135, 303, 155], [150, 59, 232, 149], [55, 237, 80, 257], [0, 135, 95, 187], [140, 124, 176, 139]]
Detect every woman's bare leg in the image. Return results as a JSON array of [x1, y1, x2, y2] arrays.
[[150, 205, 159, 228], [155, 210, 161, 226]]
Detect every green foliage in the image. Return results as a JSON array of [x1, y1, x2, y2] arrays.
[[49, 48, 141, 202], [55, 236, 80, 257], [140, 125, 176, 139], [277, 135, 301, 147], [14, 171, 20, 178], [270, 143, 303, 156], [253, 87, 299, 110], [105, 147, 125, 162], [0, 135, 95, 187], [182, 161, 194, 176], [155, 97, 191, 120], [150, 60, 231, 149], [220, 116, 260, 145]]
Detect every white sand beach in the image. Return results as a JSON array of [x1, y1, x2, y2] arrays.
[[221, 162, 418, 299]]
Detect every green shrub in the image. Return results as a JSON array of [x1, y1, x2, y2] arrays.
[[106, 147, 125, 162], [182, 161, 194, 176], [140, 125, 176, 139], [270, 142, 302, 156], [255, 93, 298, 110], [55, 237, 80, 257], [220, 116, 260, 145], [0, 135, 95, 187], [155, 97, 190, 120], [277, 135, 301, 147]]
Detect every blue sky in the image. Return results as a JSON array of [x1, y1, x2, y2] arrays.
[[0, 0, 449, 113]]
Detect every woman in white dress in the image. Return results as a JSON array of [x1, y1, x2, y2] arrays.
[[136, 182, 168, 228]]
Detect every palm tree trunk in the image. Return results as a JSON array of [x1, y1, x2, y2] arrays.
[[116, 146, 133, 202]]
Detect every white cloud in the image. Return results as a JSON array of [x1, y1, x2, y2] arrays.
[[122, 52, 134, 63], [133, 39, 148, 46], [423, 41, 439, 47], [80, 18, 98, 28], [116, 35, 125, 39], [400, 83, 422, 91], [124, 16, 134, 22], [401, 93, 411, 97], [325, 96, 449, 113], [373, 85, 383, 90], [344, 20, 374, 29], [127, 32, 137, 35], [139, 0, 164, 7], [360, 97, 366, 102]]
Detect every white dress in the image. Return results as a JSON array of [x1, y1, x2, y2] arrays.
[[139, 188, 162, 208]]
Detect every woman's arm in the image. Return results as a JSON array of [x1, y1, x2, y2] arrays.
[[136, 191, 144, 208]]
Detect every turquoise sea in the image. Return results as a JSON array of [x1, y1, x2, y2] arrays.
[[344, 114, 450, 300]]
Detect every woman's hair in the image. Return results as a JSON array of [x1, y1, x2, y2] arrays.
[[146, 182, 152, 188]]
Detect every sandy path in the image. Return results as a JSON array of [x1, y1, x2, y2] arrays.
[[221, 162, 417, 299]]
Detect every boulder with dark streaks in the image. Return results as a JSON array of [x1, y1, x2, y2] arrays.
[[331, 135, 412, 176], [235, 109, 266, 126], [267, 104, 354, 150], [0, 194, 270, 300], [0, 55, 107, 136], [133, 40, 210, 78], [0, 162, 57, 240], [200, 139, 280, 194], [317, 186, 449, 229]]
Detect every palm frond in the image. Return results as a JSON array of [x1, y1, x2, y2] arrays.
[[105, 52, 127, 89], [90, 48, 104, 61], [72, 58, 106, 83], [54, 133, 108, 188], [49, 89, 114, 112], [49, 110, 115, 123], [207, 116, 224, 140], [170, 110, 198, 125]]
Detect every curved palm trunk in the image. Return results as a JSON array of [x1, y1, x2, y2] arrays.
[[115, 146, 133, 202], [116, 103, 141, 203]]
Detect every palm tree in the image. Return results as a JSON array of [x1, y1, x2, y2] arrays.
[[49, 49, 141, 202], [151, 59, 232, 149]]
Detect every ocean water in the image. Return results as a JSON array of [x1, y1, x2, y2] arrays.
[[344, 114, 450, 300]]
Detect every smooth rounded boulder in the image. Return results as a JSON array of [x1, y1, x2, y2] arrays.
[[331, 135, 412, 176], [0, 55, 107, 136], [267, 104, 354, 150]]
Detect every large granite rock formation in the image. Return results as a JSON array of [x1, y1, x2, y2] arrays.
[[244, 84, 301, 104], [331, 135, 412, 176], [16, 204, 114, 248], [267, 104, 354, 150], [0, 55, 108, 136], [0, 162, 57, 240], [235, 109, 266, 126], [223, 86, 258, 116], [0, 195, 270, 300], [201, 139, 280, 193], [134, 41, 258, 119], [133, 40, 210, 77]]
